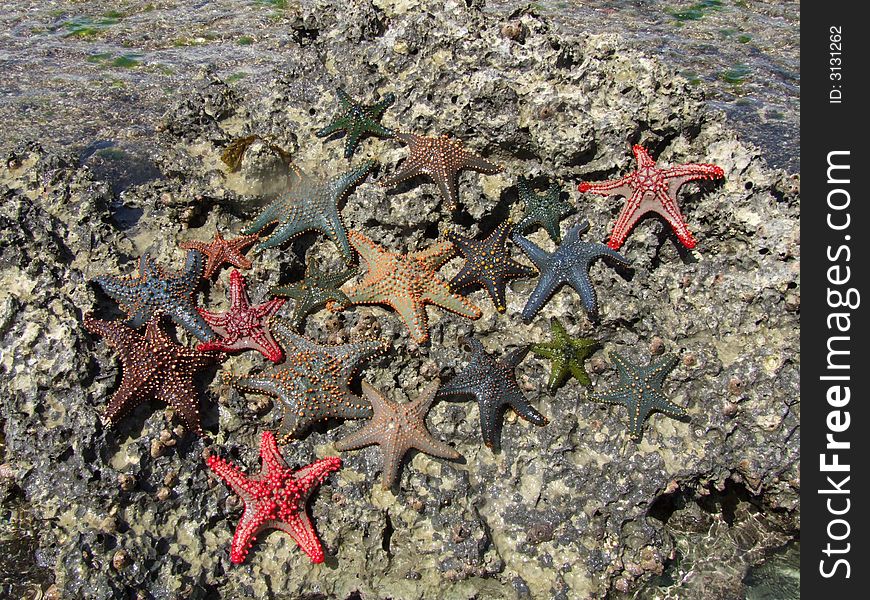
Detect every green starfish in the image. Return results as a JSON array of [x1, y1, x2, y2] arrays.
[[530, 318, 598, 391], [270, 260, 357, 330], [590, 352, 687, 441], [316, 88, 396, 158], [242, 160, 375, 262], [515, 176, 577, 243]]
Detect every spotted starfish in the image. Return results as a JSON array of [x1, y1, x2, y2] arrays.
[[447, 220, 536, 313], [206, 430, 341, 564], [338, 230, 482, 343], [242, 160, 376, 261], [512, 220, 630, 322], [578, 145, 724, 250], [83, 313, 219, 437], [438, 337, 547, 449], [227, 318, 387, 440], [179, 231, 259, 279], [591, 352, 686, 441], [316, 88, 396, 159], [270, 261, 356, 331], [196, 270, 286, 363], [379, 132, 502, 211], [336, 379, 461, 489], [515, 176, 576, 243], [530, 318, 598, 391], [93, 250, 216, 342]]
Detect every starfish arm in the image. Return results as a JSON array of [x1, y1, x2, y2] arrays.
[[607, 189, 647, 249], [231, 372, 284, 402], [449, 264, 481, 292], [392, 295, 431, 343], [379, 157, 425, 189], [227, 270, 251, 309], [578, 174, 635, 199], [421, 282, 483, 320], [167, 304, 217, 342], [626, 399, 647, 441], [347, 229, 385, 267], [663, 164, 724, 195], [293, 456, 343, 488], [318, 209, 354, 263], [437, 365, 483, 399], [433, 172, 460, 210], [477, 402, 502, 448], [371, 92, 396, 115], [334, 339, 387, 382], [413, 239, 457, 271], [567, 362, 592, 387], [83, 315, 141, 360], [342, 130, 364, 158], [654, 188, 697, 249], [330, 159, 376, 198], [270, 282, 306, 300], [503, 346, 530, 368], [507, 391, 549, 426], [205, 454, 253, 501], [182, 249, 205, 281], [521, 269, 561, 322], [566, 268, 599, 318], [409, 379, 442, 420], [273, 512, 326, 563], [103, 378, 149, 425], [548, 359, 571, 390], [632, 145, 656, 168], [649, 391, 688, 419], [242, 200, 285, 237], [529, 344, 558, 360], [229, 505, 268, 564], [162, 379, 205, 436], [179, 240, 208, 254], [482, 277, 509, 312], [363, 121, 395, 139], [589, 387, 631, 408], [316, 117, 349, 139], [460, 151, 503, 175], [334, 422, 383, 451], [511, 234, 551, 271], [610, 352, 634, 381], [411, 432, 462, 461], [379, 439, 405, 489]]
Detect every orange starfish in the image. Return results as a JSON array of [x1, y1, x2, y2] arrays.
[[179, 231, 258, 279], [336, 230, 482, 343]]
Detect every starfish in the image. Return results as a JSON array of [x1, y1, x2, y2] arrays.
[[438, 337, 547, 449], [335, 379, 461, 489], [338, 229, 482, 344], [242, 160, 376, 262], [93, 250, 217, 342], [196, 270, 286, 363], [514, 176, 577, 243], [315, 88, 396, 159], [379, 132, 502, 211], [590, 352, 686, 441], [179, 231, 259, 279], [227, 318, 387, 440], [206, 430, 341, 564], [512, 220, 631, 322], [83, 313, 219, 437], [447, 220, 537, 313], [270, 260, 357, 331], [530, 318, 599, 391], [578, 144, 724, 250]]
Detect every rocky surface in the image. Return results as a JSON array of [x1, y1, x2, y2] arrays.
[[0, 2, 799, 599]]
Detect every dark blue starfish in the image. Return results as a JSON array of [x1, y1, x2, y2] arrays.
[[93, 250, 216, 342], [438, 336, 547, 449], [591, 352, 686, 441], [512, 220, 630, 322]]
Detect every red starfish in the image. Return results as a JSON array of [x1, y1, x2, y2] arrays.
[[578, 145, 724, 250], [196, 270, 286, 362], [206, 431, 342, 564], [179, 231, 258, 279]]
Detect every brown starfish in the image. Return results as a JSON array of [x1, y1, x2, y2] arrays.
[[335, 379, 461, 489], [379, 132, 503, 211], [197, 270, 286, 363], [336, 229, 482, 344], [83, 313, 220, 437], [180, 231, 259, 279]]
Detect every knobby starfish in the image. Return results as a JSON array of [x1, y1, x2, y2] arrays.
[[512, 220, 631, 322], [338, 229, 482, 344], [578, 144, 724, 250], [447, 220, 537, 313], [316, 88, 396, 158], [591, 352, 687, 441], [179, 231, 259, 279], [227, 318, 387, 440], [83, 313, 219, 437], [206, 430, 341, 564], [438, 337, 547, 449], [197, 270, 286, 363], [242, 160, 376, 261], [335, 379, 461, 489], [530, 318, 599, 391], [93, 250, 216, 342], [515, 176, 576, 243], [270, 261, 356, 330], [379, 132, 502, 211]]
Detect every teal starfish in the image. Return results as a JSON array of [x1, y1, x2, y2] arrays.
[[270, 261, 357, 330], [242, 160, 375, 262], [590, 352, 687, 441], [530, 318, 598, 390], [515, 176, 576, 243], [316, 88, 396, 158]]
